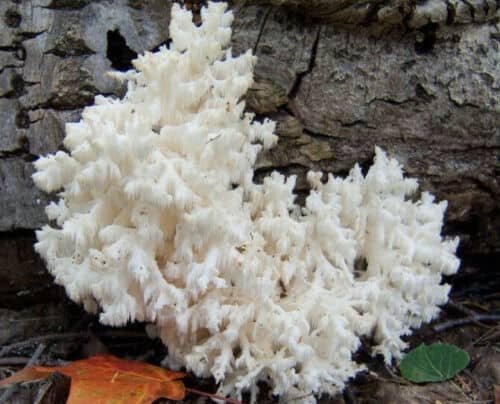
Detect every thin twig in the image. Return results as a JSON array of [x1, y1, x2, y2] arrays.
[[7, 316, 67, 323], [449, 379, 472, 401], [448, 301, 484, 316], [375, 367, 412, 386], [472, 325, 500, 346], [25, 344, 45, 367], [186, 387, 243, 404], [0, 332, 86, 357], [433, 314, 500, 332], [454, 300, 490, 312], [133, 350, 155, 362], [446, 301, 493, 330], [0, 343, 46, 404], [0, 330, 148, 356], [0, 358, 31, 367]]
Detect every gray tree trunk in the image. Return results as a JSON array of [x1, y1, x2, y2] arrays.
[[0, 0, 498, 306]]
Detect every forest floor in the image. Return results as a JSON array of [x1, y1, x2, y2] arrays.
[[0, 256, 498, 404]]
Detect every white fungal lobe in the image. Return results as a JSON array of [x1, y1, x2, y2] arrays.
[[33, 2, 459, 401]]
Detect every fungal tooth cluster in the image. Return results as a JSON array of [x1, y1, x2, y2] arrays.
[[33, 2, 459, 402]]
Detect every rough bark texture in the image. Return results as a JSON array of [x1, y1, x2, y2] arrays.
[[249, 0, 499, 28], [0, 0, 498, 305]]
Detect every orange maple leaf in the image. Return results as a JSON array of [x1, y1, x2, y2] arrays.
[[0, 354, 185, 404]]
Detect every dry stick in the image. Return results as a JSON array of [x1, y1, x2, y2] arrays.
[[185, 387, 243, 404], [448, 300, 483, 316], [472, 325, 500, 346], [0, 333, 85, 357], [0, 343, 46, 404], [0, 330, 148, 356], [452, 300, 490, 312], [134, 350, 155, 362], [7, 315, 67, 323], [0, 358, 31, 367], [433, 314, 500, 332], [446, 301, 491, 328], [382, 366, 412, 386]]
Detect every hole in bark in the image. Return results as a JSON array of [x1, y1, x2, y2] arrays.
[[15, 110, 30, 129], [5, 8, 21, 27], [150, 39, 172, 53], [445, 1, 456, 24], [19, 135, 30, 152], [106, 29, 137, 71], [414, 83, 433, 102], [414, 23, 438, 54], [359, 157, 372, 176], [15, 46, 26, 61], [11, 74, 24, 96]]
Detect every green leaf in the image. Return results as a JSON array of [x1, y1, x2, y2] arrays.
[[400, 343, 470, 383]]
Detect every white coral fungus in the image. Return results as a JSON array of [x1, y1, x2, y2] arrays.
[[33, 2, 459, 401]]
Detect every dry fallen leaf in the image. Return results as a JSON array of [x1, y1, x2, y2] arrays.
[[0, 354, 185, 404]]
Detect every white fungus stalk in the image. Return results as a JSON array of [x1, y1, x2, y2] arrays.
[[33, 2, 460, 402]]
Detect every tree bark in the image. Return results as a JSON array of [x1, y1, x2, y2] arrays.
[[0, 0, 498, 305]]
